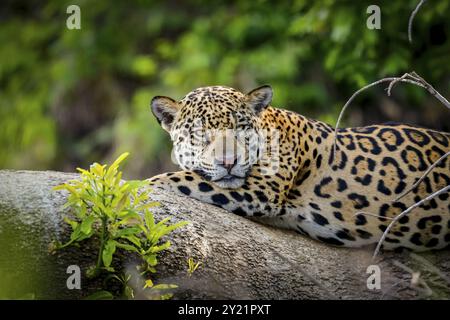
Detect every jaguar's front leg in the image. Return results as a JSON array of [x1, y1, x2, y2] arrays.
[[148, 171, 283, 218]]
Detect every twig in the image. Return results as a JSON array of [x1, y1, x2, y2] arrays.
[[387, 72, 423, 96], [352, 211, 394, 220], [394, 151, 450, 202], [408, 72, 450, 110], [393, 260, 415, 274], [392, 260, 433, 297], [408, 0, 427, 44], [409, 252, 450, 286], [373, 185, 450, 258], [380, 279, 411, 300]]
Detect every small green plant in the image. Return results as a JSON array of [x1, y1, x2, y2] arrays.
[[187, 257, 202, 277], [52, 152, 188, 298], [142, 278, 178, 300]]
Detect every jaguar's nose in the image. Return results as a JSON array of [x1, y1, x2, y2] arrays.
[[215, 155, 237, 172]]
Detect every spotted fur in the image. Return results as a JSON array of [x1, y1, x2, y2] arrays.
[[149, 85, 450, 251]]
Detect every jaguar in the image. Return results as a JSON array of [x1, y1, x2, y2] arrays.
[[149, 85, 450, 252]]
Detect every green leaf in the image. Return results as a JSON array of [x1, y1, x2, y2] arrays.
[[127, 180, 145, 188], [144, 210, 155, 229], [154, 217, 171, 228], [111, 152, 130, 169], [152, 284, 178, 290], [61, 184, 78, 195], [152, 221, 189, 241], [115, 241, 139, 253], [91, 163, 106, 177], [144, 279, 154, 288], [104, 273, 124, 286], [114, 193, 129, 212], [84, 291, 114, 300], [80, 215, 95, 235], [53, 184, 68, 191], [104, 266, 115, 272], [120, 235, 142, 248], [158, 293, 174, 300], [164, 221, 190, 234], [117, 210, 141, 224], [70, 224, 83, 241], [76, 167, 93, 177], [123, 285, 134, 299], [137, 201, 160, 211], [145, 254, 157, 266], [102, 240, 117, 267], [77, 232, 93, 242], [148, 240, 171, 253], [63, 217, 78, 230], [115, 227, 141, 238]]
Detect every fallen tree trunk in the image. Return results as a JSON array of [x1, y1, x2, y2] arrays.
[[0, 170, 449, 299]]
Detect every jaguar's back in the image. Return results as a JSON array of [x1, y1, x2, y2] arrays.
[[281, 118, 450, 251]]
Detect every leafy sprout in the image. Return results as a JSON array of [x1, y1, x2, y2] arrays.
[[53, 152, 188, 298], [187, 257, 202, 277]]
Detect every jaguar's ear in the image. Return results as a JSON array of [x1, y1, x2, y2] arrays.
[[151, 96, 180, 132], [245, 85, 273, 115]]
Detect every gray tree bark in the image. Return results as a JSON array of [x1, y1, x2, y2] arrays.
[[0, 170, 449, 299]]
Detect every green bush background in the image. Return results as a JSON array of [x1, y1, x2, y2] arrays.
[[1, 0, 449, 178]]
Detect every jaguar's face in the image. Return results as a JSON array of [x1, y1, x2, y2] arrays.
[[151, 85, 273, 189]]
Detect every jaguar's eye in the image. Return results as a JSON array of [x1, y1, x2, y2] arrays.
[[191, 129, 203, 141], [192, 129, 202, 136], [204, 131, 212, 145]]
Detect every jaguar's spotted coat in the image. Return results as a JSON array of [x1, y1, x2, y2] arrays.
[[149, 85, 450, 251]]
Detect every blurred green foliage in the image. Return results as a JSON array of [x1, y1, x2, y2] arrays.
[[0, 0, 449, 177]]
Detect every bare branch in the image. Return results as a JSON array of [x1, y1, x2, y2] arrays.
[[353, 211, 394, 221], [408, 72, 450, 110], [392, 260, 433, 297], [408, 0, 427, 43], [394, 151, 450, 202], [332, 72, 450, 162], [387, 72, 423, 96], [373, 185, 450, 259], [409, 252, 450, 286], [380, 278, 411, 300]]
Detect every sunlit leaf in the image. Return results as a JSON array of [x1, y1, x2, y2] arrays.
[[102, 240, 117, 267], [152, 284, 178, 290], [115, 241, 139, 253], [144, 279, 154, 289], [80, 215, 95, 235]]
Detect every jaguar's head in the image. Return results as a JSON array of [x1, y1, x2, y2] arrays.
[[151, 85, 273, 189]]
